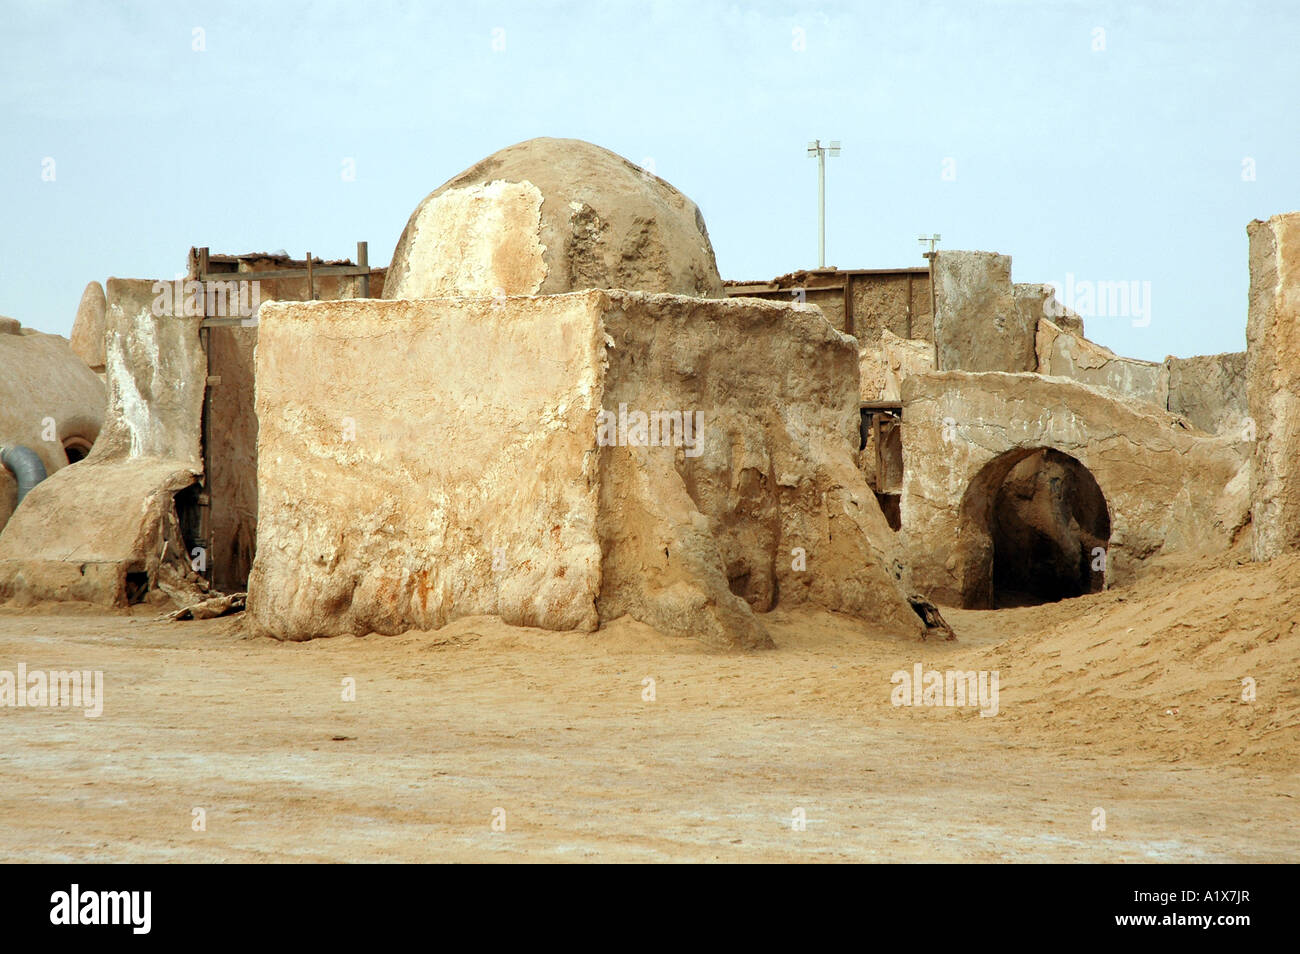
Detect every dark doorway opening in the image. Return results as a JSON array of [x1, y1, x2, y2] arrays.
[[124, 571, 149, 605], [860, 402, 904, 532], [174, 484, 204, 571], [989, 449, 1110, 607], [956, 447, 1111, 609]]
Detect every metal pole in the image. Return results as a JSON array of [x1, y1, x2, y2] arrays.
[[817, 147, 826, 268], [808, 139, 839, 269]]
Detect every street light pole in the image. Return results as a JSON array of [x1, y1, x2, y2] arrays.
[[817, 149, 826, 267], [807, 139, 841, 268]]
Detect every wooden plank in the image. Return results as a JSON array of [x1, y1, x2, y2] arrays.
[[357, 241, 370, 298], [193, 240, 372, 295], [880, 417, 904, 492], [870, 413, 883, 493], [789, 283, 846, 292], [927, 252, 939, 368], [728, 270, 928, 293], [906, 271, 914, 337], [728, 284, 846, 296], [196, 264, 370, 283], [838, 267, 929, 277], [843, 275, 853, 338]]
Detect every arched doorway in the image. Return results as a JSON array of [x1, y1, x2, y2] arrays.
[[956, 448, 1111, 609]]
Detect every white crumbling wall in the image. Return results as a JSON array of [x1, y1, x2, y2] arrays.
[[0, 279, 204, 605], [385, 181, 549, 299]]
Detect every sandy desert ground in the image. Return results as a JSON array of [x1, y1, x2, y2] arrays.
[[1, 546, 1296, 863]]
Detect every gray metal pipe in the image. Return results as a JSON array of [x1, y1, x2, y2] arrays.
[[0, 445, 48, 506]]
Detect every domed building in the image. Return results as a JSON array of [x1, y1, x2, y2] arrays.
[[245, 138, 922, 647], [384, 137, 724, 300]]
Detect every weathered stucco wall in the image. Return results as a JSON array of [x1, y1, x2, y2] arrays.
[[98, 279, 204, 466], [597, 291, 918, 645], [0, 279, 204, 604], [900, 371, 1249, 606], [248, 294, 610, 639], [1035, 318, 1169, 409], [859, 331, 934, 402], [1247, 211, 1300, 560], [69, 281, 107, 373], [1015, 282, 1084, 337], [248, 291, 920, 646], [800, 287, 847, 333], [1036, 320, 1246, 434], [1166, 351, 1248, 436], [932, 251, 1037, 373]]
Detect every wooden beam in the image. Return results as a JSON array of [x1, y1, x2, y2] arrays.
[[926, 251, 938, 369], [843, 275, 854, 338], [906, 271, 914, 338], [729, 284, 846, 296], [357, 241, 370, 298], [870, 413, 883, 493], [837, 267, 930, 277], [196, 264, 369, 282], [723, 283, 780, 295]]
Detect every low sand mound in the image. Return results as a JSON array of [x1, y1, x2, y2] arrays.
[[945, 550, 1300, 769]]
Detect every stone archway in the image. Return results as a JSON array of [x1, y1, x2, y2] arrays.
[[956, 447, 1111, 608], [899, 371, 1249, 606]]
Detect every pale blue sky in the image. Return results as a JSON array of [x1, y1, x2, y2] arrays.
[[2, 0, 1296, 360]]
